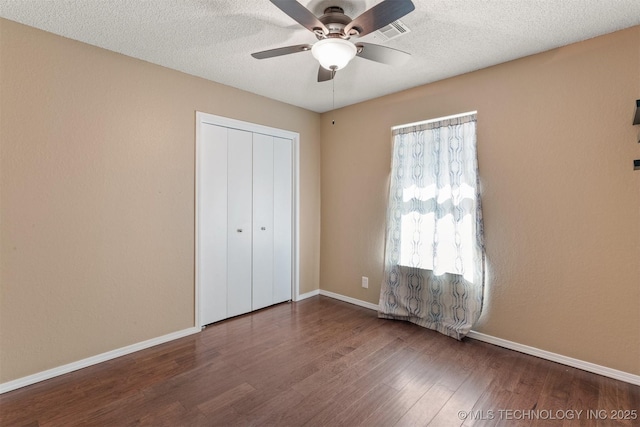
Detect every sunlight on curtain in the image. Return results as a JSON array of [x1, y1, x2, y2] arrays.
[[378, 113, 485, 340]]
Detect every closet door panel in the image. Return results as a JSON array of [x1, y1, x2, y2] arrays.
[[252, 134, 275, 310], [227, 129, 253, 317], [273, 137, 293, 303], [199, 124, 228, 325]]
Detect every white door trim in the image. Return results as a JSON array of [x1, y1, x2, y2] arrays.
[[195, 112, 300, 328]]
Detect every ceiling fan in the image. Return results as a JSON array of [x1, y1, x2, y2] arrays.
[[251, 0, 415, 82]]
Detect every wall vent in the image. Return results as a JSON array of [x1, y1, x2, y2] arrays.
[[373, 19, 411, 42]]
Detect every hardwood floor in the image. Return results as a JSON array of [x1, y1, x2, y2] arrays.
[[1, 296, 638, 426]]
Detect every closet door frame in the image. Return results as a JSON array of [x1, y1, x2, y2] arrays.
[[195, 111, 300, 329]]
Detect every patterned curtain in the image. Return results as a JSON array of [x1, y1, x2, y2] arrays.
[[378, 114, 485, 340]]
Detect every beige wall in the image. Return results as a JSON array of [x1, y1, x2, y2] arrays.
[[0, 19, 321, 383], [1, 15, 638, 385], [320, 26, 640, 375]]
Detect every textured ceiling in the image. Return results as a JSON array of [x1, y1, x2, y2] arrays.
[[1, 0, 639, 113]]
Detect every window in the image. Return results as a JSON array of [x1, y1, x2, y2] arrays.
[[380, 111, 485, 338], [389, 112, 482, 283]]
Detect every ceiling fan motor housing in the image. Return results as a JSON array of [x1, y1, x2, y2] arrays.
[[315, 6, 357, 39]]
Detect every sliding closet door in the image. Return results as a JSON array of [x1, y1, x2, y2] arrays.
[[273, 137, 293, 304], [253, 135, 293, 309], [252, 134, 275, 310], [197, 112, 296, 327], [227, 129, 253, 317], [199, 124, 228, 325]]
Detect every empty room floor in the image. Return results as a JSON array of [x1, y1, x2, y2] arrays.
[[1, 296, 638, 426]]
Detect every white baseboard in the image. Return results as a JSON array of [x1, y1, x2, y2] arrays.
[[319, 289, 380, 311], [0, 327, 200, 394], [4, 294, 638, 393], [465, 331, 640, 386], [296, 289, 320, 301], [318, 291, 640, 386]]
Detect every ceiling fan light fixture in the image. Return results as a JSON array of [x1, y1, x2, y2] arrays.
[[311, 38, 357, 71]]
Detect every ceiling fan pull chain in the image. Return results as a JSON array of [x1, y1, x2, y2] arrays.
[[332, 69, 336, 125]]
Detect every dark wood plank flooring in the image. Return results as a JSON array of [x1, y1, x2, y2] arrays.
[[1, 296, 638, 426]]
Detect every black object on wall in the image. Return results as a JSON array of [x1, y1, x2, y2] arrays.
[[634, 99, 640, 125]]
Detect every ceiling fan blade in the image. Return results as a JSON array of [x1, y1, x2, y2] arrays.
[[356, 43, 411, 66], [270, 0, 328, 35], [345, 0, 415, 38], [317, 66, 336, 82], [251, 44, 312, 59]]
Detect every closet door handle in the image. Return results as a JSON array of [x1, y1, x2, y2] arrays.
[[261, 227, 266, 230], [237, 229, 243, 233]]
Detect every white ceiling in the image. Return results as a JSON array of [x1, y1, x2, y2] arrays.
[[1, 0, 639, 113]]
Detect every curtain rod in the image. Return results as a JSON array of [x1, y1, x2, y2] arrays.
[[392, 111, 478, 130]]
